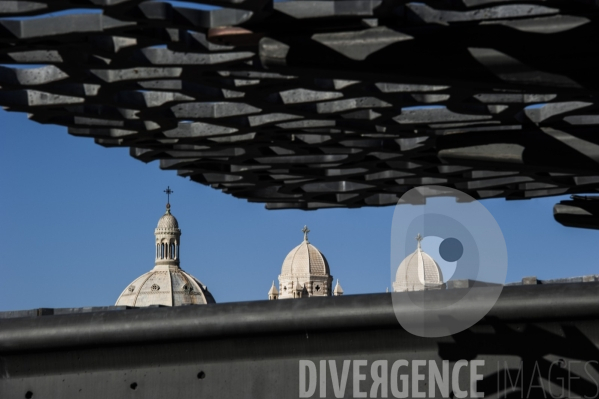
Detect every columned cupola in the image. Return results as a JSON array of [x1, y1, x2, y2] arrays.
[[154, 202, 181, 270]]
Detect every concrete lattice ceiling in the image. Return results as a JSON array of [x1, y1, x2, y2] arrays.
[[1, 0, 599, 222]]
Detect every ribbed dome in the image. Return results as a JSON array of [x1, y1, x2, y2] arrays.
[[115, 268, 215, 307], [393, 235, 444, 292], [281, 240, 330, 276], [156, 204, 179, 230], [275, 226, 334, 299]]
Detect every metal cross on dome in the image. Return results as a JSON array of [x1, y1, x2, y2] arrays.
[[164, 186, 174, 204], [415, 233, 423, 248], [302, 225, 310, 241]]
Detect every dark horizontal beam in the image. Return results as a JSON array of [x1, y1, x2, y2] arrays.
[[2, 282, 598, 354]]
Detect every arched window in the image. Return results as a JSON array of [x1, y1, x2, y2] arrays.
[[161, 243, 164, 259], [171, 244, 175, 259], [156, 244, 159, 259]]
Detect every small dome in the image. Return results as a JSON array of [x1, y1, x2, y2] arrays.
[[116, 268, 215, 307], [277, 226, 334, 299], [156, 204, 179, 230], [393, 234, 444, 292], [281, 240, 330, 276]]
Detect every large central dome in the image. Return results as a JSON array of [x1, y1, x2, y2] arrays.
[[273, 226, 334, 299], [280, 240, 330, 277], [116, 268, 214, 306], [116, 200, 215, 307]]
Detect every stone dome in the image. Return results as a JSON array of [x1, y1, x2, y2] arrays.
[[115, 269, 215, 306], [156, 204, 179, 230], [393, 234, 444, 292], [274, 226, 334, 299], [281, 240, 330, 276], [116, 198, 215, 307]]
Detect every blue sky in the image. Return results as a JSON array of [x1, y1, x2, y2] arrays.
[[0, 108, 598, 311]]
